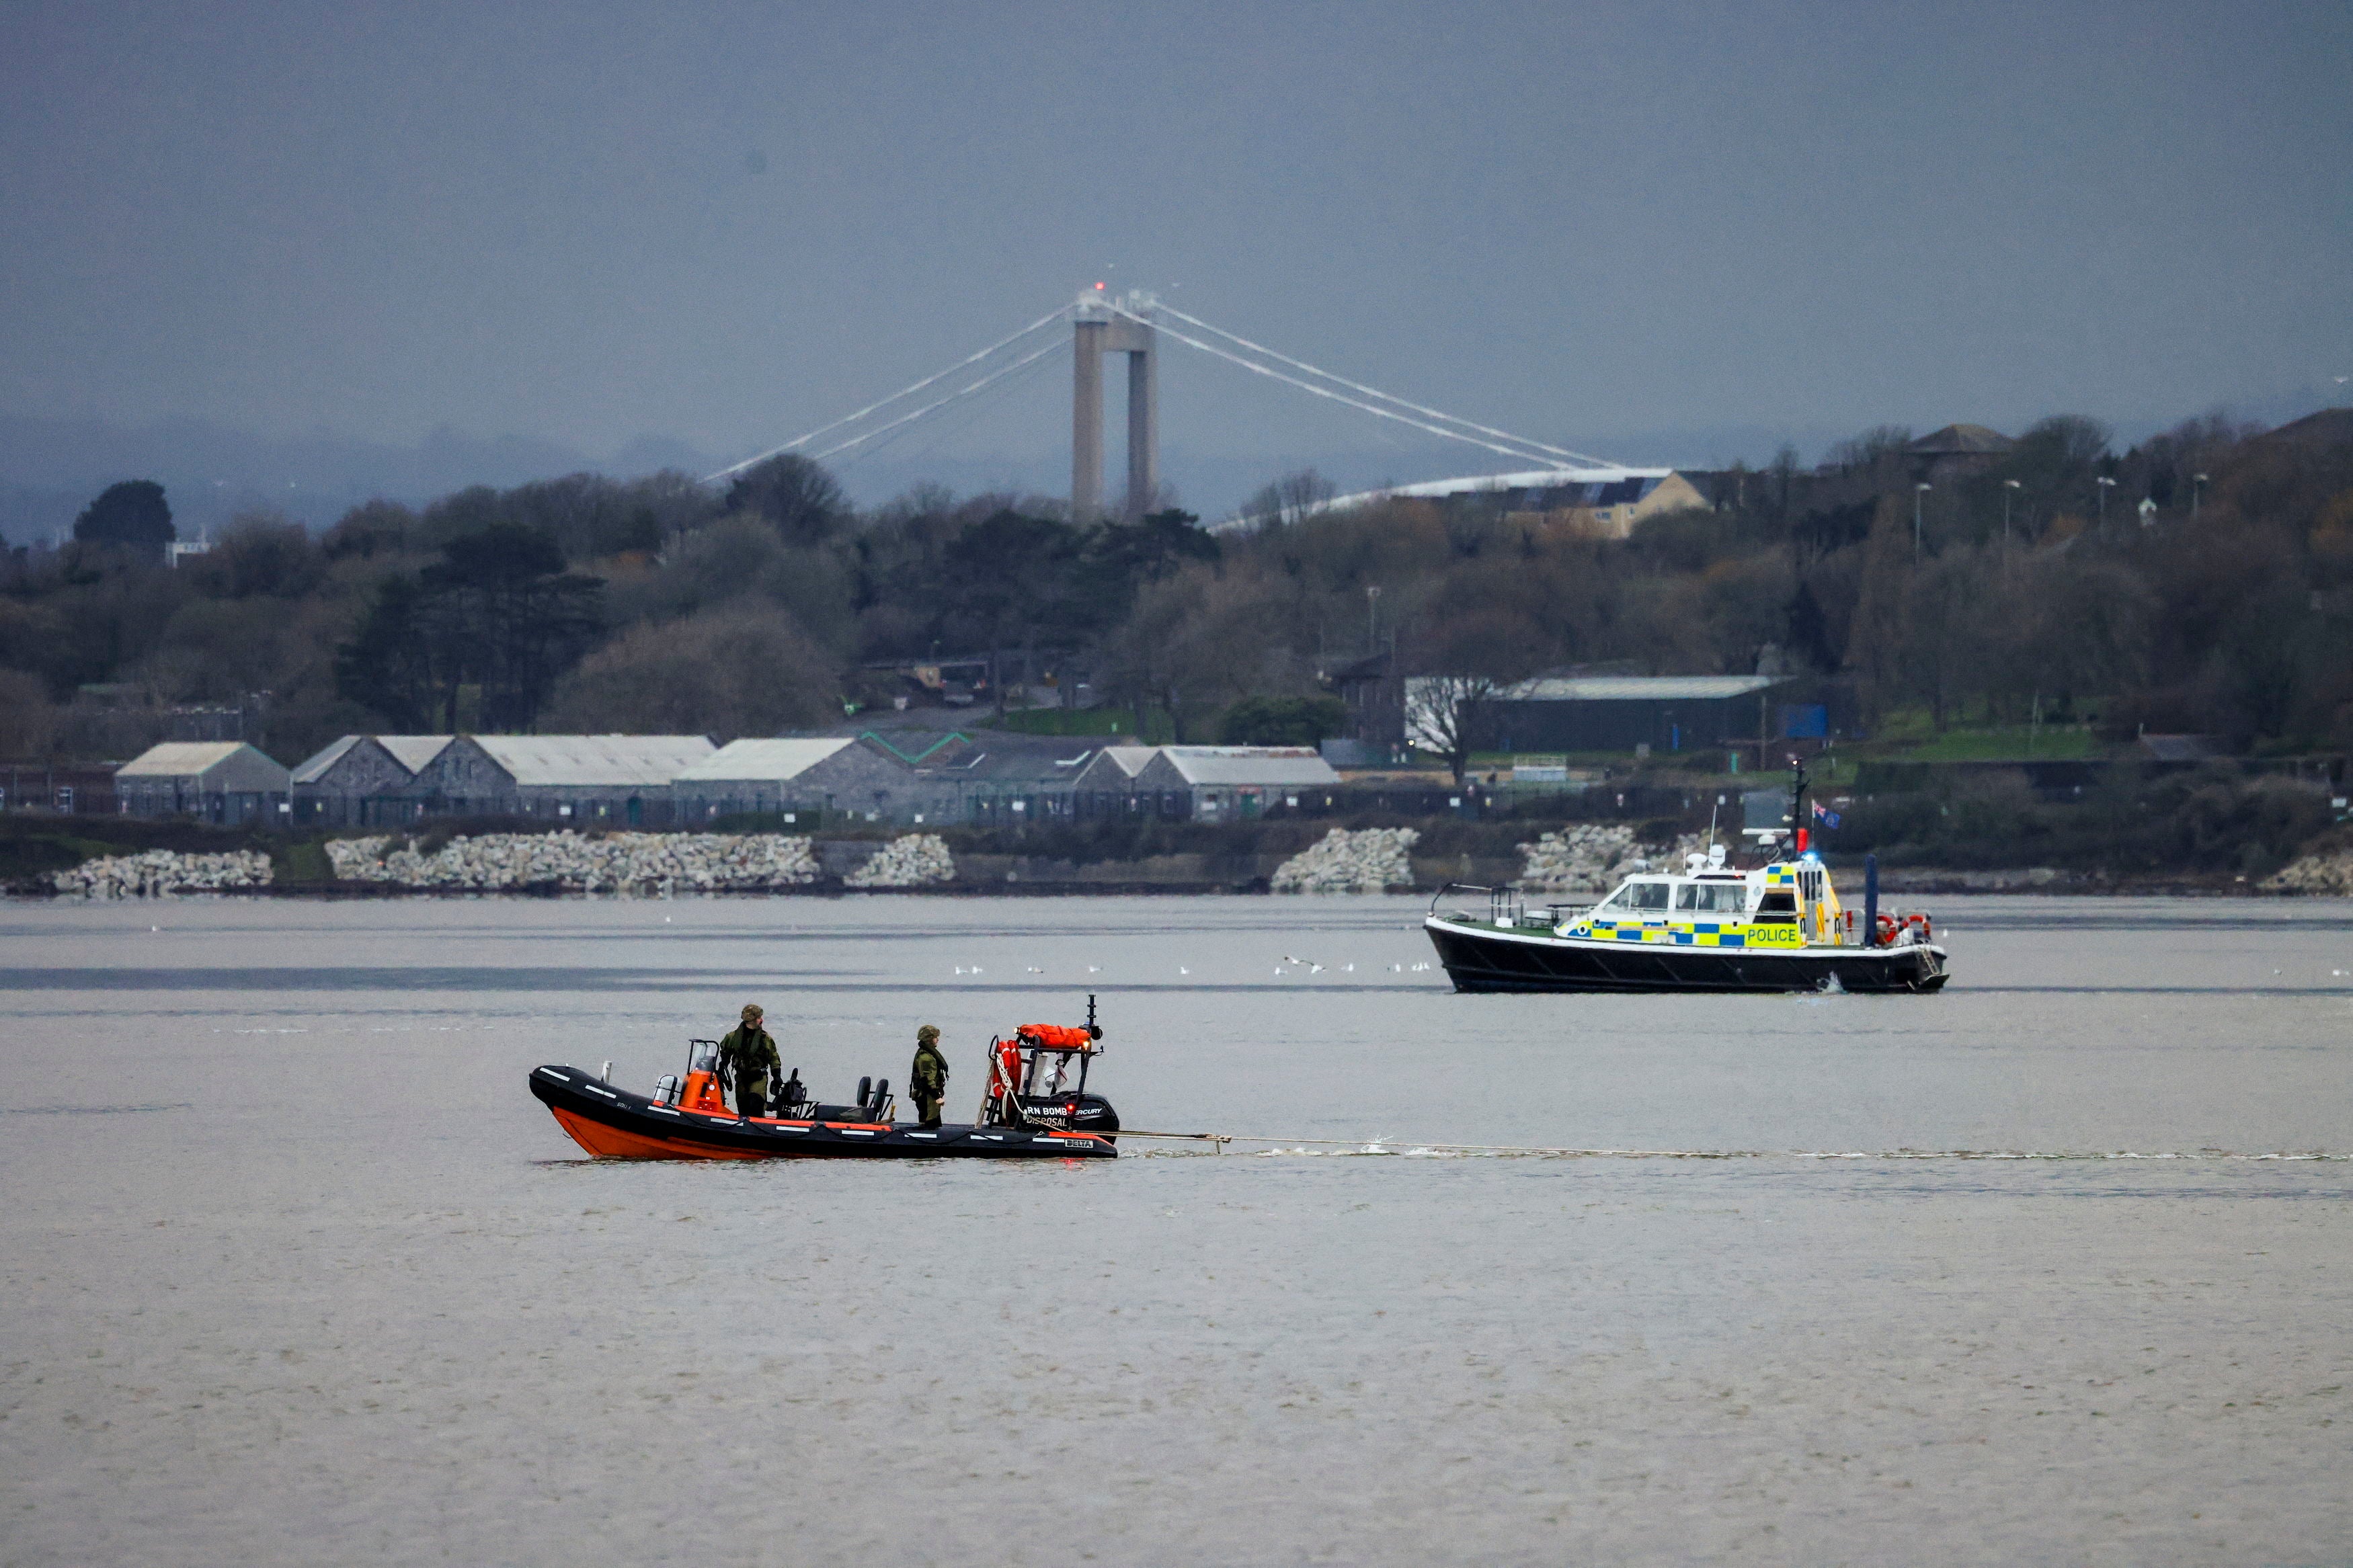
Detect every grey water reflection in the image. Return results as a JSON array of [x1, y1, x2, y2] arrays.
[[3, 892, 2350, 1565]]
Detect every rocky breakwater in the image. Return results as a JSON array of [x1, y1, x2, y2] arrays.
[[51, 848, 275, 897], [1517, 827, 1712, 897], [844, 834, 956, 889], [1515, 825, 1641, 892], [2264, 848, 2353, 896], [325, 831, 820, 892], [1271, 827, 1421, 893]]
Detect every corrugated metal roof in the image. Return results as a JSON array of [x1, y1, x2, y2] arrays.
[[1497, 675, 1782, 702], [674, 737, 856, 783], [1157, 747, 1342, 786], [1090, 744, 1157, 777], [471, 735, 715, 787], [1326, 467, 1675, 512], [116, 741, 254, 778], [290, 735, 366, 785], [378, 735, 453, 773], [939, 741, 1099, 784]]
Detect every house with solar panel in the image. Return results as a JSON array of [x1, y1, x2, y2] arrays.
[[1276, 467, 1715, 542]]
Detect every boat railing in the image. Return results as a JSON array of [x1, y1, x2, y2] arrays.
[[1429, 882, 1574, 930]]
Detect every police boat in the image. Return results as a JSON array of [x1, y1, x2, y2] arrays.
[[1423, 761, 1949, 995], [528, 998, 1121, 1160]]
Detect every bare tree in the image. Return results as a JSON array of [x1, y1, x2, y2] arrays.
[[1400, 609, 1542, 783], [1240, 468, 1338, 530], [1404, 670, 1503, 784]]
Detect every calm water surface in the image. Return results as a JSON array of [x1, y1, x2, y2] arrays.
[[3, 893, 2350, 1565]]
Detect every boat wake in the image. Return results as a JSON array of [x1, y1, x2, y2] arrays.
[[1129, 1141, 2353, 1162]]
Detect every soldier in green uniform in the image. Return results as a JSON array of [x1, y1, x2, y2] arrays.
[[719, 1003, 782, 1118], [909, 1024, 950, 1128]]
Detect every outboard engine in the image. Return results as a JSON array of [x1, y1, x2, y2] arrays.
[[1012, 1089, 1120, 1135], [982, 995, 1119, 1134]]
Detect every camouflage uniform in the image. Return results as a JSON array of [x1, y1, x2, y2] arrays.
[[910, 1026, 950, 1128], [719, 1010, 782, 1118]]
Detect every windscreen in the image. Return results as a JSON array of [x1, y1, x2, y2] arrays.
[[1622, 880, 1671, 912]]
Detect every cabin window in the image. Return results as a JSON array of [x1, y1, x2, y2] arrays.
[[1622, 880, 1671, 912], [1756, 890, 1798, 915], [1681, 882, 1749, 913]]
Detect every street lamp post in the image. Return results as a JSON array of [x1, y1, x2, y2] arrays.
[[2096, 474, 2116, 528], [1913, 482, 1931, 559], [2002, 479, 2022, 575], [2192, 472, 2208, 520]]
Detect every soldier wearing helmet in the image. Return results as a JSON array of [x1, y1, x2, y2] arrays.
[[719, 1003, 782, 1118], [909, 1024, 950, 1128]]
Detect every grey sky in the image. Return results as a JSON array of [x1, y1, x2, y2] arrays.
[[3, 1, 2348, 510]]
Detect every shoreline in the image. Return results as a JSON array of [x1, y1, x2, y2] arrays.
[[11, 872, 2347, 901]]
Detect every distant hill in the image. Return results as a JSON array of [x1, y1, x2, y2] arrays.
[[6, 389, 2343, 546], [0, 415, 723, 544]]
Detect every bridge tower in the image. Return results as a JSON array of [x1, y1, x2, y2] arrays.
[[1071, 291, 1157, 521]]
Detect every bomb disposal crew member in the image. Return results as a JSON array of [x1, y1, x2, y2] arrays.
[[719, 1003, 783, 1118], [910, 1025, 950, 1128]]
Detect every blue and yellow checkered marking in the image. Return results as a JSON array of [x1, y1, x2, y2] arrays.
[[1568, 918, 1808, 950], [1577, 919, 1754, 948]]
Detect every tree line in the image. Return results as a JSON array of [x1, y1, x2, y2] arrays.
[[0, 407, 2348, 770]]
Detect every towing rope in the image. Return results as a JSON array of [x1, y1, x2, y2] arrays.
[[1109, 1130, 2353, 1162]]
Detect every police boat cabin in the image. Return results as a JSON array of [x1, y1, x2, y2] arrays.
[[1422, 765, 1949, 995]]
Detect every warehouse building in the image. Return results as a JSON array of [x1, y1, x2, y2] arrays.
[[673, 737, 932, 825], [114, 741, 292, 824], [1072, 743, 1159, 817], [1465, 674, 1786, 755], [917, 736, 1099, 827], [290, 735, 452, 826], [1126, 746, 1342, 822], [403, 735, 715, 825]]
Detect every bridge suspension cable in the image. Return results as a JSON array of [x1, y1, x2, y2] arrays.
[[703, 306, 1070, 484], [808, 335, 1069, 463], [1111, 304, 1565, 466], [1152, 302, 1618, 468], [823, 334, 1072, 474], [710, 294, 1622, 493]]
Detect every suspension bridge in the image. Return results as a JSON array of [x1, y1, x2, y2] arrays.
[[705, 289, 1637, 520]]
